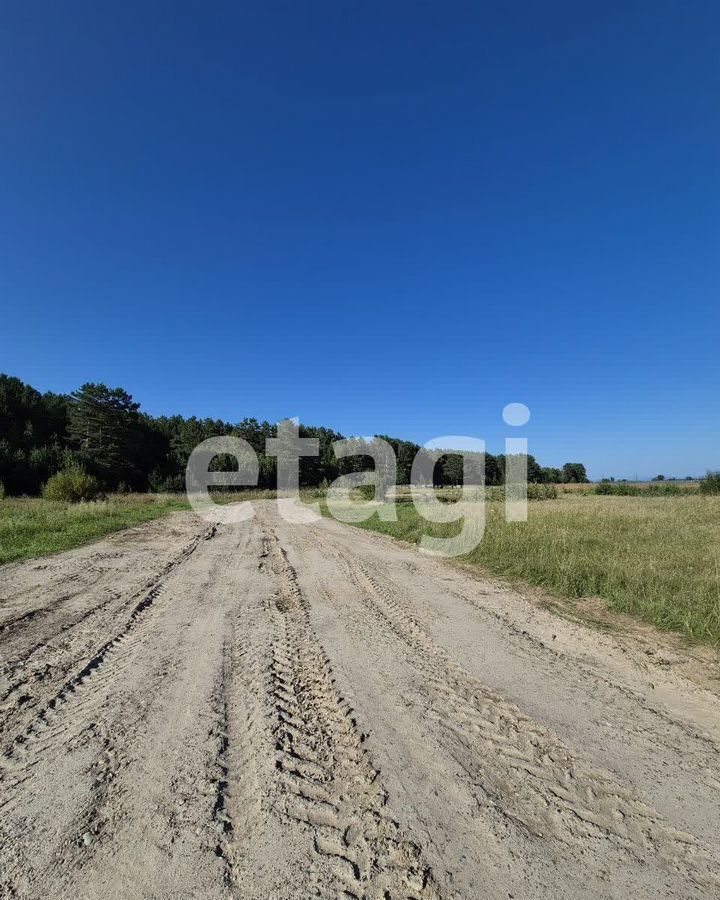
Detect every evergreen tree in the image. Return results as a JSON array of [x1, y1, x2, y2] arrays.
[[0, 372, 588, 496], [68, 383, 144, 487]]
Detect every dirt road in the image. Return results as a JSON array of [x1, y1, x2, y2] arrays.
[[1, 501, 719, 899]]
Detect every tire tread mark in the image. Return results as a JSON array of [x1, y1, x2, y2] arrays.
[[1, 524, 217, 769], [307, 529, 720, 888], [266, 528, 439, 900]]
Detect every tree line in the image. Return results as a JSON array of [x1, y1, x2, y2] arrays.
[[0, 374, 589, 496]]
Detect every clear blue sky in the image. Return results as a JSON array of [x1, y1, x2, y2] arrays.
[[1, 2, 718, 479]]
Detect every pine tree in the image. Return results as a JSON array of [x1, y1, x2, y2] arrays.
[[68, 383, 142, 486]]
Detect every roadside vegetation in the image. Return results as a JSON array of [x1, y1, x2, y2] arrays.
[[0, 494, 188, 566], [0, 488, 295, 566], [699, 470, 720, 495], [327, 492, 720, 645], [388, 484, 560, 502], [595, 481, 691, 496]]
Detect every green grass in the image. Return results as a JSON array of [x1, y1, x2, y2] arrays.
[[324, 494, 720, 644], [0, 494, 191, 565]]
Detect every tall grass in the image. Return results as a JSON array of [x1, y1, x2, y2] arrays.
[[336, 494, 720, 644], [594, 482, 687, 496], [389, 484, 558, 502]]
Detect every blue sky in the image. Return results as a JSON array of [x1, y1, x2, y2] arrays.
[[1, 1, 718, 479]]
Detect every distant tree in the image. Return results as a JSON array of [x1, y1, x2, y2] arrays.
[[540, 466, 562, 484], [652, 474, 665, 481], [377, 436, 421, 486], [299, 424, 344, 487], [0, 374, 69, 493], [0, 372, 594, 498], [396, 440, 419, 485], [438, 453, 464, 486], [525, 454, 542, 483], [367, 436, 396, 499], [234, 417, 273, 455], [561, 462, 589, 484], [410, 446, 433, 486], [484, 452, 500, 486]]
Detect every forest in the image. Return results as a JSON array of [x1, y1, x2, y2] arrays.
[[0, 374, 588, 496]]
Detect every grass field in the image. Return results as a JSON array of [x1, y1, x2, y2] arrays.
[[328, 493, 720, 644]]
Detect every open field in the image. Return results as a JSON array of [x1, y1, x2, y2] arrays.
[[2, 502, 720, 899]]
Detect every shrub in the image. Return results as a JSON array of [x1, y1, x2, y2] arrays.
[[699, 470, 720, 495], [528, 483, 558, 500], [595, 482, 625, 495], [594, 482, 682, 497], [43, 469, 101, 503]]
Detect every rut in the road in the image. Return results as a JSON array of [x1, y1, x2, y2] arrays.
[[1, 523, 217, 771], [308, 530, 720, 889], [213, 624, 268, 890], [265, 529, 440, 899]]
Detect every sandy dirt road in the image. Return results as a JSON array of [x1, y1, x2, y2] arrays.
[[1, 501, 720, 899]]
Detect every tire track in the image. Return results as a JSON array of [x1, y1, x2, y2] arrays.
[[0, 551, 148, 649], [0, 587, 123, 705], [4, 504, 719, 899], [0, 524, 217, 772], [307, 529, 720, 889], [213, 627, 269, 893], [265, 527, 440, 899]]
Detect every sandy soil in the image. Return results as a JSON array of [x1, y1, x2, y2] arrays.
[[1, 501, 719, 899]]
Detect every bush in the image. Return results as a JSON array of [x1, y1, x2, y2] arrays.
[[43, 469, 101, 503], [527, 483, 558, 500], [699, 471, 720, 495]]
